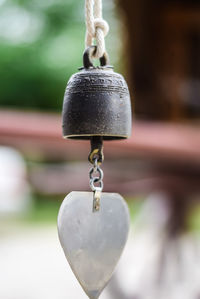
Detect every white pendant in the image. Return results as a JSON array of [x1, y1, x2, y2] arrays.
[[57, 191, 130, 299]]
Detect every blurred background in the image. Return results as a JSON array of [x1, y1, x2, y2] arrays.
[[0, 0, 200, 298]]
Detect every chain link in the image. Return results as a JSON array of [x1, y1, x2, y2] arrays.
[[89, 157, 104, 192]]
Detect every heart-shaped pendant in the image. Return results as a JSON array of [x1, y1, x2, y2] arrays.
[[58, 191, 130, 299]]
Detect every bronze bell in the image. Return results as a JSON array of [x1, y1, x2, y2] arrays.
[[62, 46, 132, 140]]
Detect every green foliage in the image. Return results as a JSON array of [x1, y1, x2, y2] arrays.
[[0, 0, 85, 111], [27, 194, 63, 223], [0, 0, 121, 111]]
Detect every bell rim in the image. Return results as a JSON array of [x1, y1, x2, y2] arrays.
[[62, 133, 131, 140]]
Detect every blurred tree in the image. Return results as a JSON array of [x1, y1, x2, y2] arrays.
[[0, 0, 121, 111], [0, 0, 86, 111]]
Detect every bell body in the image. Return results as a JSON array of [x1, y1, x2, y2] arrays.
[[62, 65, 132, 140]]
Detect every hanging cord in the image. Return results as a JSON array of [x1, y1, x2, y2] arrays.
[[85, 0, 109, 59]]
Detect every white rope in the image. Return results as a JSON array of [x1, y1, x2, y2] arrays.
[[85, 0, 109, 59]]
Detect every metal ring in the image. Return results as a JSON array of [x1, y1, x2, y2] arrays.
[[83, 46, 110, 69], [89, 166, 104, 181], [93, 177, 101, 183]]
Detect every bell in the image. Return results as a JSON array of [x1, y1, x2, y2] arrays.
[[62, 46, 132, 140]]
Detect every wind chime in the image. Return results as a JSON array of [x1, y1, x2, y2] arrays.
[[57, 0, 132, 298]]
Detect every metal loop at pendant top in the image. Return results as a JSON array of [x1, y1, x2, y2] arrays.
[[90, 179, 104, 192]]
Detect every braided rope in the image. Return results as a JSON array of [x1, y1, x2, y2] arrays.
[[85, 0, 109, 59]]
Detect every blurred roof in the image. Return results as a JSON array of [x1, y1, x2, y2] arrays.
[[0, 109, 199, 165]]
